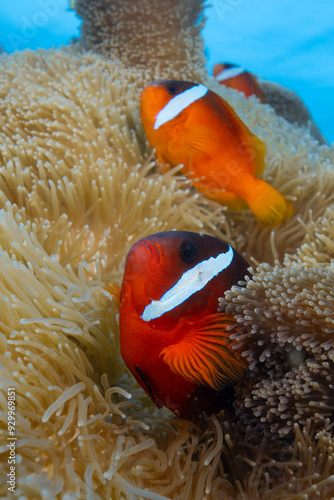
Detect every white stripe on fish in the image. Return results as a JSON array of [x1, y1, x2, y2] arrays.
[[141, 245, 234, 321], [154, 84, 208, 130], [216, 66, 245, 82]]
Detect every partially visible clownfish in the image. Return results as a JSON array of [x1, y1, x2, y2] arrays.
[[213, 63, 264, 101], [119, 231, 250, 419], [140, 80, 293, 226]]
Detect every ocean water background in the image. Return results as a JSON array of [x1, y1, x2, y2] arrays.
[[0, 0, 333, 144]]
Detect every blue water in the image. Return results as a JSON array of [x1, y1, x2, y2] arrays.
[[0, 0, 333, 144], [203, 0, 334, 144]]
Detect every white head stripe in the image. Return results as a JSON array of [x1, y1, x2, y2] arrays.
[[216, 66, 245, 82], [153, 84, 208, 130], [141, 245, 234, 322]]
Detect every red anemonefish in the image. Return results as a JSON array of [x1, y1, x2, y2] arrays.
[[119, 231, 250, 418], [140, 80, 293, 226], [213, 63, 263, 101]]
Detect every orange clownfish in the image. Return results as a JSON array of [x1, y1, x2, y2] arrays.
[[140, 80, 293, 225], [119, 231, 250, 418], [213, 63, 263, 101]]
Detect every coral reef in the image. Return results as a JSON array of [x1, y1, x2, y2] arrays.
[[0, 0, 333, 498]]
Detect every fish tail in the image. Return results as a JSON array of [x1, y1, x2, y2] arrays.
[[246, 178, 293, 226]]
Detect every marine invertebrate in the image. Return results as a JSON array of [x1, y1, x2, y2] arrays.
[[224, 204, 334, 438], [0, 50, 229, 272], [75, 0, 207, 79], [259, 79, 326, 144], [0, 0, 333, 497]]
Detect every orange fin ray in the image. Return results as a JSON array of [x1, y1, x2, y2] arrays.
[[168, 126, 217, 162], [160, 313, 247, 391], [156, 150, 171, 167], [104, 282, 121, 305]]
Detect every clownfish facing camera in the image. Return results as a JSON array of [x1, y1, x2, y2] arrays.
[[213, 63, 263, 101], [119, 231, 250, 418], [140, 80, 293, 226]]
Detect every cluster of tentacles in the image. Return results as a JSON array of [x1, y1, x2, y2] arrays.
[[0, 0, 333, 498]]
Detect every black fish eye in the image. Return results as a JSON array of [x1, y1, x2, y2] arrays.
[[167, 83, 177, 95], [179, 241, 198, 263]]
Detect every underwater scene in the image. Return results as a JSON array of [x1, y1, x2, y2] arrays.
[[0, 0, 334, 499]]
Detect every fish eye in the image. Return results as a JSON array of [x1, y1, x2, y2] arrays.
[[179, 241, 198, 263], [166, 83, 177, 95]]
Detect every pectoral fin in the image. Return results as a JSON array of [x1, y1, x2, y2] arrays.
[[168, 126, 218, 163], [104, 282, 121, 306], [155, 150, 171, 167], [160, 313, 247, 391]]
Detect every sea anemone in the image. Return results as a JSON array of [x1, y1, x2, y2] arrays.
[[259, 79, 326, 144], [224, 204, 334, 439], [0, 0, 334, 498]]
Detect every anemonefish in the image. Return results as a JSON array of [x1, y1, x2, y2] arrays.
[[140, 80, 293, 225], [119, 231, 250, 418], [213, 63, 263, 101]]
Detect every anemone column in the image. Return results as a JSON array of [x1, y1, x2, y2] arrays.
[[75, 0, 207, 80]]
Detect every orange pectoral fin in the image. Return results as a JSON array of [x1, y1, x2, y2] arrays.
[[104, 282, 121, 307], [160, 313, 247, 391], [156, 150, 172, 168], [168, 126, 218, 165]]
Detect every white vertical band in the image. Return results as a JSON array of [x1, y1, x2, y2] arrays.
[[216, 66, 245, 82], [141, 246, 234, 321], [154, 84, 208, 130]]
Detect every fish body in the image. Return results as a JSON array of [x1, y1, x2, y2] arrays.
[[140, 80, 293, 225], [119, 231, 250, 418], [213, 63, 263, 101]]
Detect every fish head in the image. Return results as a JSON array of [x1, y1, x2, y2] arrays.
[[213, 62, 240, 75], [140, 80, 199, 135], [120, 231, 250, 330], [119, 231, 251, 414]]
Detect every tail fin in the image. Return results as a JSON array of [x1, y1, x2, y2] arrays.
[[246, 178, 293, 226]]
